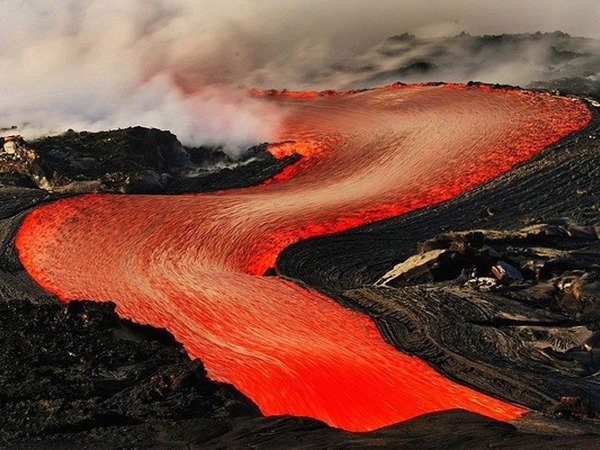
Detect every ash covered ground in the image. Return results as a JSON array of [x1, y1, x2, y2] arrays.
[[3, 32, 600, 447]]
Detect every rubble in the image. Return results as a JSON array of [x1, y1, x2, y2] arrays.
[[0, 135, 30, 160], [380, 220, 599, 280], [377, 220, 600, 327], [375, 249, 453, 286], [2, 135, 19, 154]]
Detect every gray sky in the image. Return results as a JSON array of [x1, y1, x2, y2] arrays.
[[249, 0, 600, 53], [1, 0, 599, 146]]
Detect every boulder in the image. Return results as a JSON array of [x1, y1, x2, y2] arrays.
[[491, 261, 524, 283]]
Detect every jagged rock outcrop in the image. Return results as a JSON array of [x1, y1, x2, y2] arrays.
[[376, 221, 600, 328], [0, 128, 299, 194]]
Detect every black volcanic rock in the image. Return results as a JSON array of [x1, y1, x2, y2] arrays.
[[32, 127, 191, 173], [168, 145, 301, 193], [27, 127, 191, 192], [0, 128, 300, 194], [185, 144, 233, 167], [531, 78, 600, 99], [0, 299, 260, 446]]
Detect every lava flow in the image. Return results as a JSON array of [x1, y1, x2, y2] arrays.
[[16, 84, 590, 431]]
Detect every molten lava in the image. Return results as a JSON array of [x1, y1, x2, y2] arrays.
[[16, 84, 590, 431]]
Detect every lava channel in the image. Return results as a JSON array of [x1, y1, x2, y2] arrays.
[[16, 84, 591, 431]]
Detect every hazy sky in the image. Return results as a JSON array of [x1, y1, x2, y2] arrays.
[[1, 0, 599, 146], [240, 0, 600, 54]]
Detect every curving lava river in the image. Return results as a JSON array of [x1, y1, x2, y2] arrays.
[[16, 84, 591, 431]]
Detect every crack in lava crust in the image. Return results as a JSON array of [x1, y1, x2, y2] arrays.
[[16, 85, 590, 431]]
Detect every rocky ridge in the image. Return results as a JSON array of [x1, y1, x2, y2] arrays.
[[0, 127, 299, 194]]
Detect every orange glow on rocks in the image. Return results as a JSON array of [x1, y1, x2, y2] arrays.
[[262, 139, 330, 185], [16, 84, 590, 431]]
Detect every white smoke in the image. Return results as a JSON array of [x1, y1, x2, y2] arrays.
[[0, 0, 286, 150], [1, 0, 598, 149]]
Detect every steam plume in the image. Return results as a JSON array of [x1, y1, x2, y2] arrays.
[[1, 0, 598, 149]]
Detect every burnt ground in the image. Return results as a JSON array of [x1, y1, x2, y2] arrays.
[[3, 87, 600, 447]]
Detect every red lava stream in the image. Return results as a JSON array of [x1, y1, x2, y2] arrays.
[[16, 84, 591, 431]]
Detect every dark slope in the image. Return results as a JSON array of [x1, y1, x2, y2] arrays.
[[0, 189, 60, 304], [1, 128, 297, 194]]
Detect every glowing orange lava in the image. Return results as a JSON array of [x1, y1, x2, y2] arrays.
[[16, 84, 590, 431]]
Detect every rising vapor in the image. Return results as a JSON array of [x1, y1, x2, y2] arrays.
[[1, 0, 598, 150], [0, 0, 287, 152]]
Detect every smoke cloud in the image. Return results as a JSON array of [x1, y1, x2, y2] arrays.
[[0, 0, 288, 152], [1, 0, 598, 149]]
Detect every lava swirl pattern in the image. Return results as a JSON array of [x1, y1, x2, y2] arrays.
[[16, 84, 590, 431]]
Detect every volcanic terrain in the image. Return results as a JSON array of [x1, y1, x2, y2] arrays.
[[2, 79, 600, 448]]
